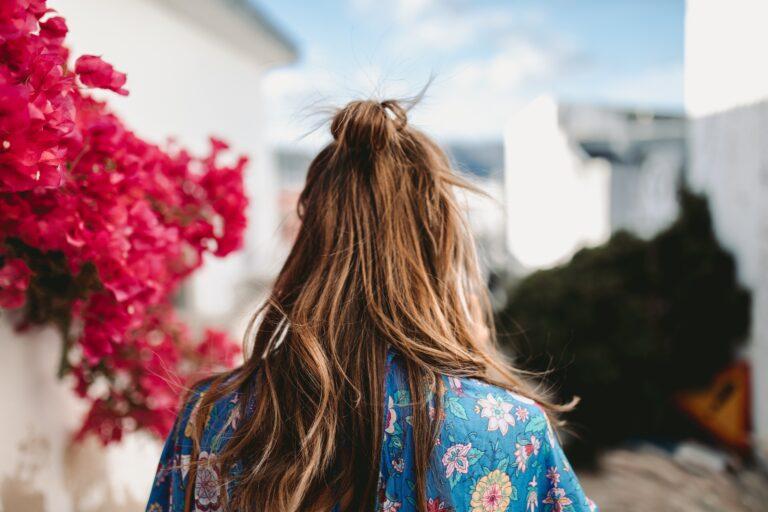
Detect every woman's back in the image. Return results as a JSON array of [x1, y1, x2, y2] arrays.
[[147, 350, 595, 511], [146, 98, 595, 511]]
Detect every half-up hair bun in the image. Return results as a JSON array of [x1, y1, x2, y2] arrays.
[[330, 99, 408, 152]]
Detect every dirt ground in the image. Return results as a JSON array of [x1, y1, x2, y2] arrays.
[[579, 445, 768, 512]]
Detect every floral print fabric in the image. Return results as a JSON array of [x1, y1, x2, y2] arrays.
[[146, 351, 597, 511]]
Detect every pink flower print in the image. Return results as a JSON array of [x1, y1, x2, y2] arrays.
[[515, 443, 531, 473], [385, 396, 398, 434], [427, 497, 450, 512], [542, 487, 573, 512], [546, 466, 561, 486], [515, 406, 529, 423], [194, 451, 222, 511], [448, 377, 464, 396], [392, 457, 405, 473], [476, 394, 516, 435], [442, 442, 472, 477], [530, 435, 541, 455], [514, 436, 541, 473], [381, 498, 402, 512]]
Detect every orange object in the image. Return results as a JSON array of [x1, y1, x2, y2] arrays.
[[676, 361, 751, 451]]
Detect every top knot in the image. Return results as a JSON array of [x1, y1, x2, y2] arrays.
[[330, 100, 408, 152]]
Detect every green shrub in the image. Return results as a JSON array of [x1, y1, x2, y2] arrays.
[[497, 190, 751, 463]]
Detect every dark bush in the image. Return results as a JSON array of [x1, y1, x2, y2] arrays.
[[496, 190, 751, 464]]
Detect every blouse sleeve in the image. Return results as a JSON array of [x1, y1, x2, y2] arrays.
[[527, 424, 597, 512], [145, 392, 200, 512]]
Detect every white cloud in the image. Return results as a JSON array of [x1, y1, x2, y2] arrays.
[[263, 2, 569, 146], [350, 0, 438, 23], [410, 39, 558, 141], [401, 7, 517, 52]]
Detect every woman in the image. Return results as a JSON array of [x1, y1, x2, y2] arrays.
[[146, 99, 596, 512]]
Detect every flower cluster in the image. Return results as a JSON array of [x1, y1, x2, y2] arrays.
[[0, 0, 246, 442]]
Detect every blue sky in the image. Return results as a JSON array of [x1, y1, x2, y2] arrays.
[[256, 0, 684, 146]]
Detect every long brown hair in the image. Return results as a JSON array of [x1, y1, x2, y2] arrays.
[[192, 98, 566, 511]]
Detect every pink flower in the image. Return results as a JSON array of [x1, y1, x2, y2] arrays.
[[75, 55, 129, 95], [197, 329, 242, 369], [515, 406, 529, 422], [441, 442, 472, 477], [0, 257, 30, 308], [0, 0, 248, 444], [476, 394, 516, 435]]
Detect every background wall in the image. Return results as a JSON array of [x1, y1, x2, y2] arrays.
[[685, 0, 768, 462]]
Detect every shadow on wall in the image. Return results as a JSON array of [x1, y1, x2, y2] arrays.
[[1, 433, 144, 512]]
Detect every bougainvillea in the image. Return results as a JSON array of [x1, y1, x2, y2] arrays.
[[0, 0, 246, 442]]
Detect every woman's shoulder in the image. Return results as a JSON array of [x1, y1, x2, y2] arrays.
[[440, 374, 552, 447], [173, 377, 243, 450], [382, 359, 597, 511]]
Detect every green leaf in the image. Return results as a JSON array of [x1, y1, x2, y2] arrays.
[[467, 447, 484, 465], [525, 415, 547, 433], [446, 397, 468, 420]]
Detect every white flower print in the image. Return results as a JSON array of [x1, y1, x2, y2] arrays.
[[476, 394, 516, 435], [180, 454, 191, 480], [526, 476, 538, 512], [441, 442, 472, 477], [515, 406, 529, 422]]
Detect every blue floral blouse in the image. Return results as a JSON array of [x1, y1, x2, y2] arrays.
[[146, 351, 597, 512]]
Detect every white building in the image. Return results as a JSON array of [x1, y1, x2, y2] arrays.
[[0, 1, 296, 510], [685, 0, 768, 463], [503, 95, 685, 270]]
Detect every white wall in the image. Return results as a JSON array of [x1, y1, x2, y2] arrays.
[[609, 147, 683, 239], [685, 0, 768, 461], [685, 0, 768, 117], [0, 321, 160, 512]]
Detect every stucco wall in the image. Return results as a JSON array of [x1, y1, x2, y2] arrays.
[[0, 320, 161, 512]]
